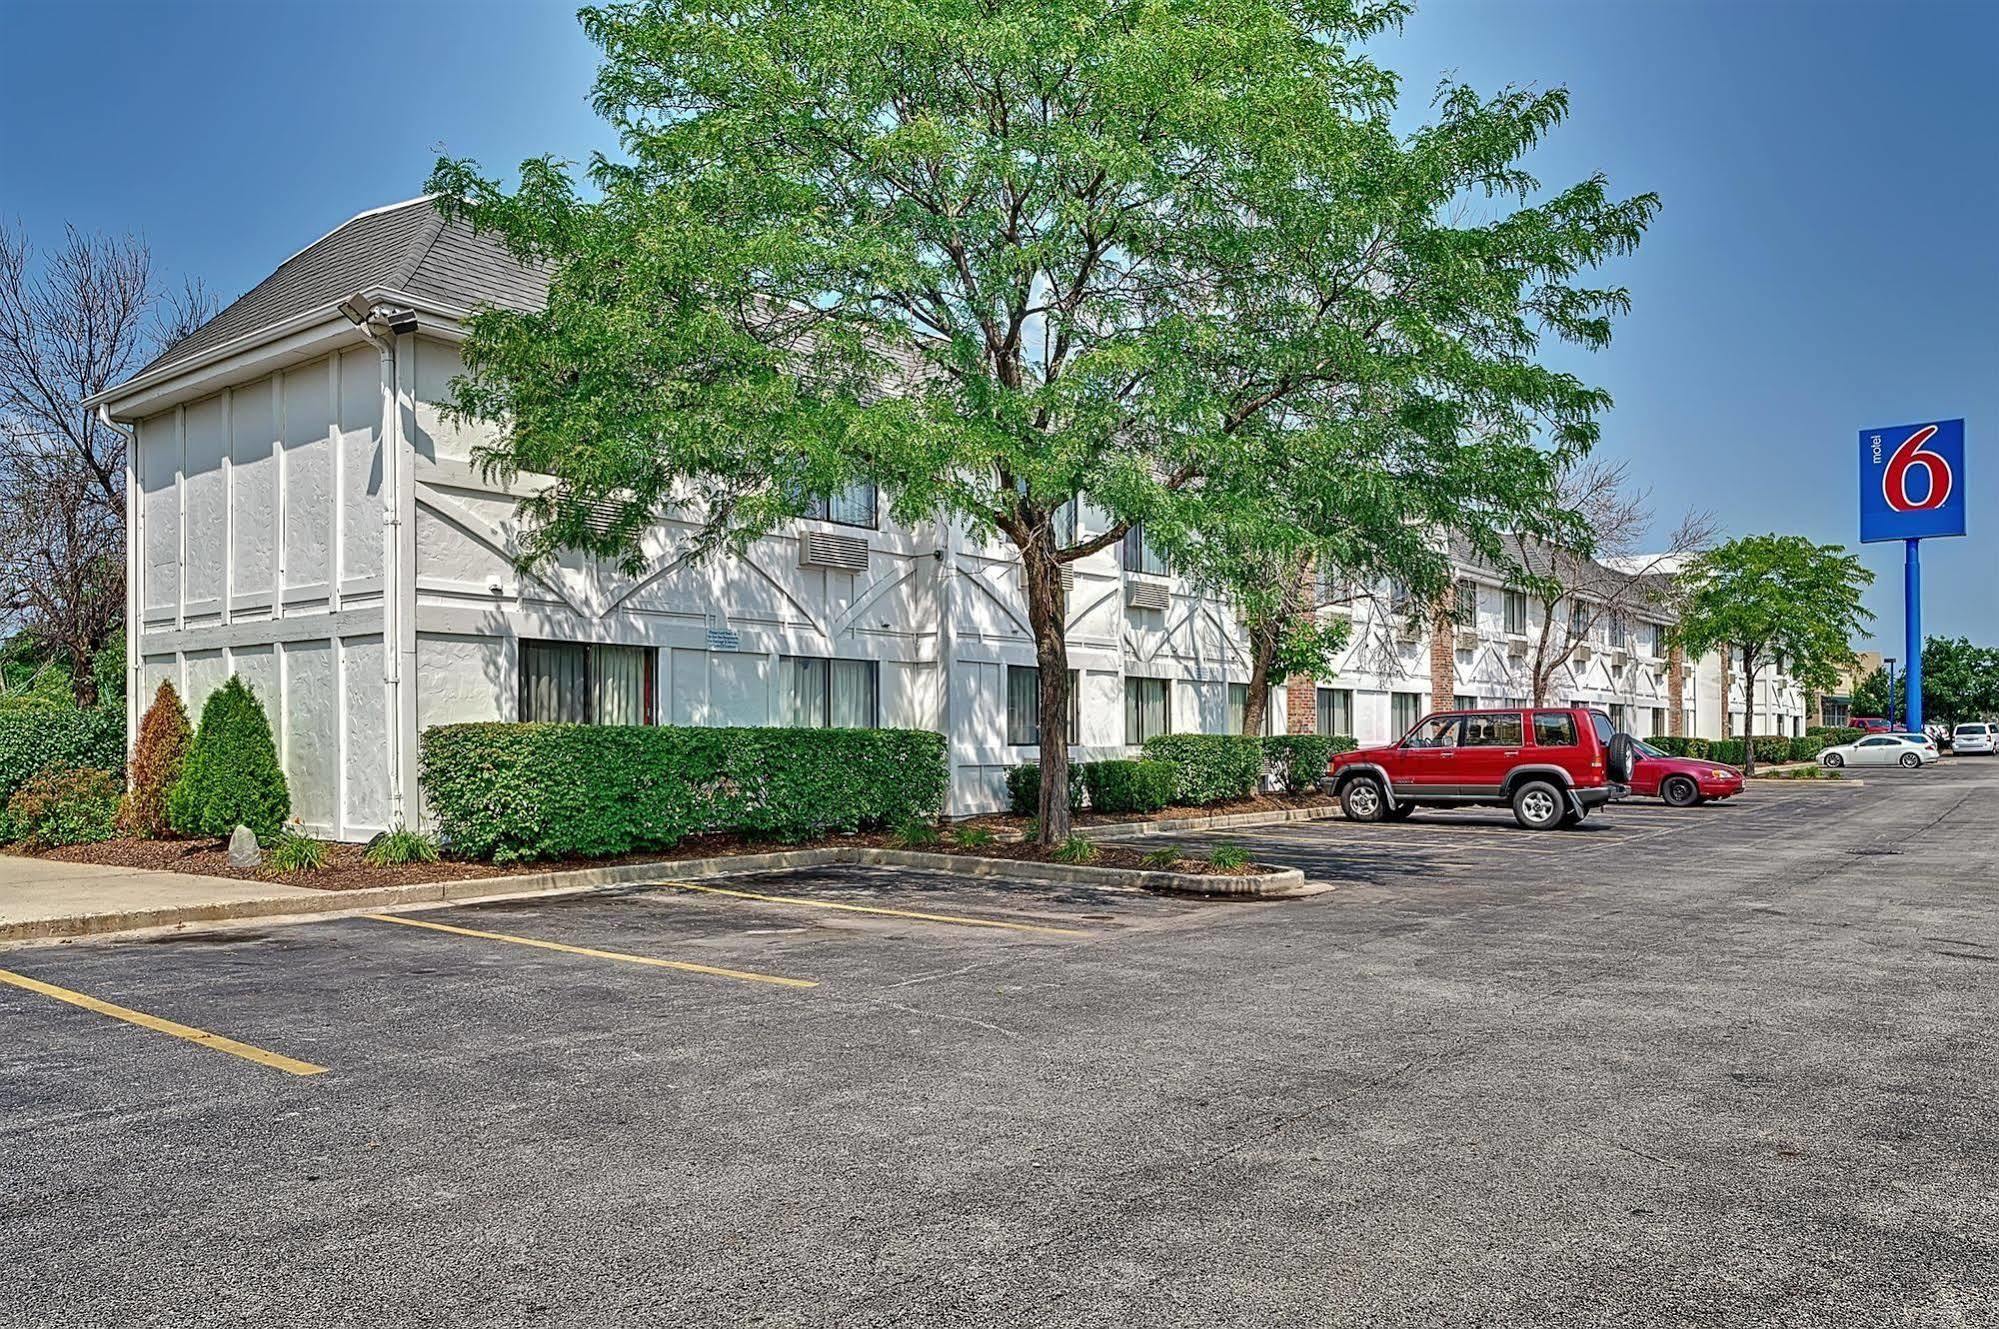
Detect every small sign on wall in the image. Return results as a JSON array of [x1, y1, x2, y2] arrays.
[[706, 627, 741, 652]]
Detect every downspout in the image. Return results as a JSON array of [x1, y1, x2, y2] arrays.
[[101, 404, 139, 756], [345, 307, 409, 829]]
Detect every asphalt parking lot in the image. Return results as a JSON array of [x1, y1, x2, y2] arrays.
[[4, 763, 1996, 1327]]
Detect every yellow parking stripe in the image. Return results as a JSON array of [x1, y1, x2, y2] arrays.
[[365, 913, 817, 988], [651, 880, 1091, 937], [0, 968, 326, 1077]]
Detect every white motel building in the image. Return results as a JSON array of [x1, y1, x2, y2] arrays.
[[93, 200, 1807, 838]]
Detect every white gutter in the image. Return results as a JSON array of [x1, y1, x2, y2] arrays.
[[102, 403, 140, 755], [346, 315, 409, 830]]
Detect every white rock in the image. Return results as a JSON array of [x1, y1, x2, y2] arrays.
[[227, 825, 261, 868]]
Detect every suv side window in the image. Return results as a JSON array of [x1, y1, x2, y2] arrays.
[[1403, 716, 1464, 748], [1462, 713, 1523, 746], [1532, 713, 1578, 747], [1588, 711, 1615, 745]]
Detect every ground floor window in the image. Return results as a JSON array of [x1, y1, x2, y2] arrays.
[[781, 656, 879, 728], [520, 640, 655, 725], [1391, 691, 1424, 736], [1651, 707, 1668, 737], [1124, 676, 1171, 745], [1608, 703, 1629, 733], [1452, 693, 1479, 711], [1226, 683, 1275, 736], [1317, 687, 1352, 737], [1007, 665, 1080, 746]]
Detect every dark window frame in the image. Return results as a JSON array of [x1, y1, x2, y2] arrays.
[[1123, 675, 1172, 745], [781, 654, 881, 729], [1007, 665, 1081, 747], [800, 481, 880, 530], [1121, 524, 1169, 577], [518, 639, 657, 726]]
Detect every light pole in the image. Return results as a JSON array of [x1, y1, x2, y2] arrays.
[[1884, 657, 1897, 728]]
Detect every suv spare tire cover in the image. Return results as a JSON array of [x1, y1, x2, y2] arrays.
[[1608, 732, 1636, 784]]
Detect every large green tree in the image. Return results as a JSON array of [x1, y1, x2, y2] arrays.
[[1853, 636, 1999, 727], [1675, 535, 1874, 774], [429, 0, 1656, 839]]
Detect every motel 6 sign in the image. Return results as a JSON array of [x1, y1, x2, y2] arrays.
[[1859, 419, 1967, 543]]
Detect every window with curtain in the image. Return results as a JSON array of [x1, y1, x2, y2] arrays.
[[1503, 589, 1527, 635], [1453, 579, 1478, 626], [1052, 497, 1079, 549], [1389, 578, 1416, 615], [1569, 602, 1590, 638], [802, 481, 878, 529], [1006, 666, 1080, 746], [781, 656, 879, 728], [1225, 683, 1275, 736], [1124, 676, 1170, 745], [1651, 707, 1667, 737], [1121, 524, 1168, 576], [1607, 615, 1627, 648], [1391, 691, 1424, 735], [1316, 687, 1352, 737], [1453, 694, 1479, 711], [520, 640, 655, 725]]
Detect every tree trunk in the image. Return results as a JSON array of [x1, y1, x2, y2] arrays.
[[1021, 534, 1072, 845], [1741, 648, 1758, 778], [1241, 617, 1279, 736]]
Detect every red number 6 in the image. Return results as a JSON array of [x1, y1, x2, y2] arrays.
[[1884, 425, 1952, 512]]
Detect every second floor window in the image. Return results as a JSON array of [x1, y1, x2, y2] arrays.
[[1569, 602, 1590, 639], [1121, 524, 1169, 576], [1607, 615, 1626, 648], [802, 481, 878, 529], [1503, 589, 1527, 635], [1453, 579, 1478, 626]]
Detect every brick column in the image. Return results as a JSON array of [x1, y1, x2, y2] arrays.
[[1667, 643, 1686, 737], [1430, 606, 1456, 711], [1286, 675, 1317, 733]]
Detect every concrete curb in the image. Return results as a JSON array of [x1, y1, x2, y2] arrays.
[[1, 842, 1309, 943], [989, 802, 1346, 843]]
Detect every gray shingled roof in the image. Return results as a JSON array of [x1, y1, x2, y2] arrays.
[[136, 198, 549, 382]]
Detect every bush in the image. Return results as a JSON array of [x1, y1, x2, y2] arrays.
[[1004, 762, 1083, 817], [122, 681, 192, 838], [1208, 843, 1250, 870], [1077, 758, 1177, 814], [1789, 734, 1830, 763], [1326, 735, 1359, 756], [951, 824, 997, 849], [0, 705, 124, 808], [1263, 735, 1336, 794], [1812, 726, 1864, 747], [1140, 734, 1265, 805], [168, 677, 290, 840], [363, 825, 441, 867], [1751, 735, 1791, 765], [6, 767, 121, 848], [420, 723, 949, 863], [266, 830, 330, 874], [1051, 835, 1098, 865], [888, 819, 941, 848], [1139, 846, 1182, 870]]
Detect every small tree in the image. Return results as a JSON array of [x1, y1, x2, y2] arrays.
[[1855, 635, 1999, 727], [122, 679, 191, 838], [168, 676, 289, 840], [1674, 536, 1874, 775]]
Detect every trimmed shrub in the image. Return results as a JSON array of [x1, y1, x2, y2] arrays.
[[1140, 734, 1264, 805], [0, 705, 124, 807], [168, 677, 290, 840], [1263, 735, 1336, 794], [1751, 735, 1792, 765], [1813, 726, 1864, 747], [1789, 734, 1830, 763], [420, 723, 949, 863], [1004, 762, 1083, 817], [6, 767, 121, 848], [1326, 735, 1359, 755], [122, 681, 192, 838], [1078, 758, 1176, 814]]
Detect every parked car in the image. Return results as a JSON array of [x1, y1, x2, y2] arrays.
[[1628, 740, 1744, 807], [1850, 716, 1894, 733], [1328, 706, 1632, 831], [1950, 722, 1996, 755], [1819, 732, 1937, 768]]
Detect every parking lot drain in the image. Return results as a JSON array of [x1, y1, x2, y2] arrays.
[[364, 913, 819, 988]]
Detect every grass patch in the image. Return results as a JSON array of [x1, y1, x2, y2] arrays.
[[266, 830, 329, 874], [1207, 843, 1251, 870], [950, 824, 997, 848], [362, 825, 441, 867], [1052, 835, 1098, 865]]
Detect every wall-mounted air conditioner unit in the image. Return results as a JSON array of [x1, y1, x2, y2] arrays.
[[1454, 627, 1480, 651], [1060, 566, 1076, 594], [798, 530, 870, 572], [1394, 619, 1424, 644], [1505, 637, 1529, 659], [1126, 581, 1170, 612]]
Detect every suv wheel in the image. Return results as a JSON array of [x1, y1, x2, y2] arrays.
[[1511, 779, 1566, 831], [1660, 775, 1700, 808], [1341, 776, 1387, 822]]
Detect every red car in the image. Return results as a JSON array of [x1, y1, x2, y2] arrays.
[[1851, 716, 1893, 733], [1627, 740, 1744, 807], [1328, 705, 1632, 831]]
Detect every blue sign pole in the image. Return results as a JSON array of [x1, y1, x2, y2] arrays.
[[1905, 538, 1922, 732]]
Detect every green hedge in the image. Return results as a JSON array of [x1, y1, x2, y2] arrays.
[[1808, 726, 1864, 747], [0, 705, 124, 807], [1078, 759, 1177, 814], [1789, 734, 1830, 763], [1140, 733, 1265, 805], [1005, 763, 1084, 817], [6, 766, 121, 848], [1263, 735, 1335, 794], [1648, 735, 1799, 767], [421, 723, 948, 863]]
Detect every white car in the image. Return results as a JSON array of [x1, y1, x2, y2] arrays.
[[1951, 722, 1996, 755], [1820, 733, 1937, 769]]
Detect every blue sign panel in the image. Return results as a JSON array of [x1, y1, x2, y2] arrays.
[[1859, 419, 1966, 543]]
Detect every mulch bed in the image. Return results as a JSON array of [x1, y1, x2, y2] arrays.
[[7, 819, 1281, 891]]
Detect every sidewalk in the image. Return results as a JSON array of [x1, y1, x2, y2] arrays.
[[0, 853, 329, 942]]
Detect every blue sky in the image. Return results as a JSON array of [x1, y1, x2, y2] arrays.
[[6, 0, 1994, 643]]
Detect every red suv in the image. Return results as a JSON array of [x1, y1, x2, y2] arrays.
[[1328, 706, 1632, 830]]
